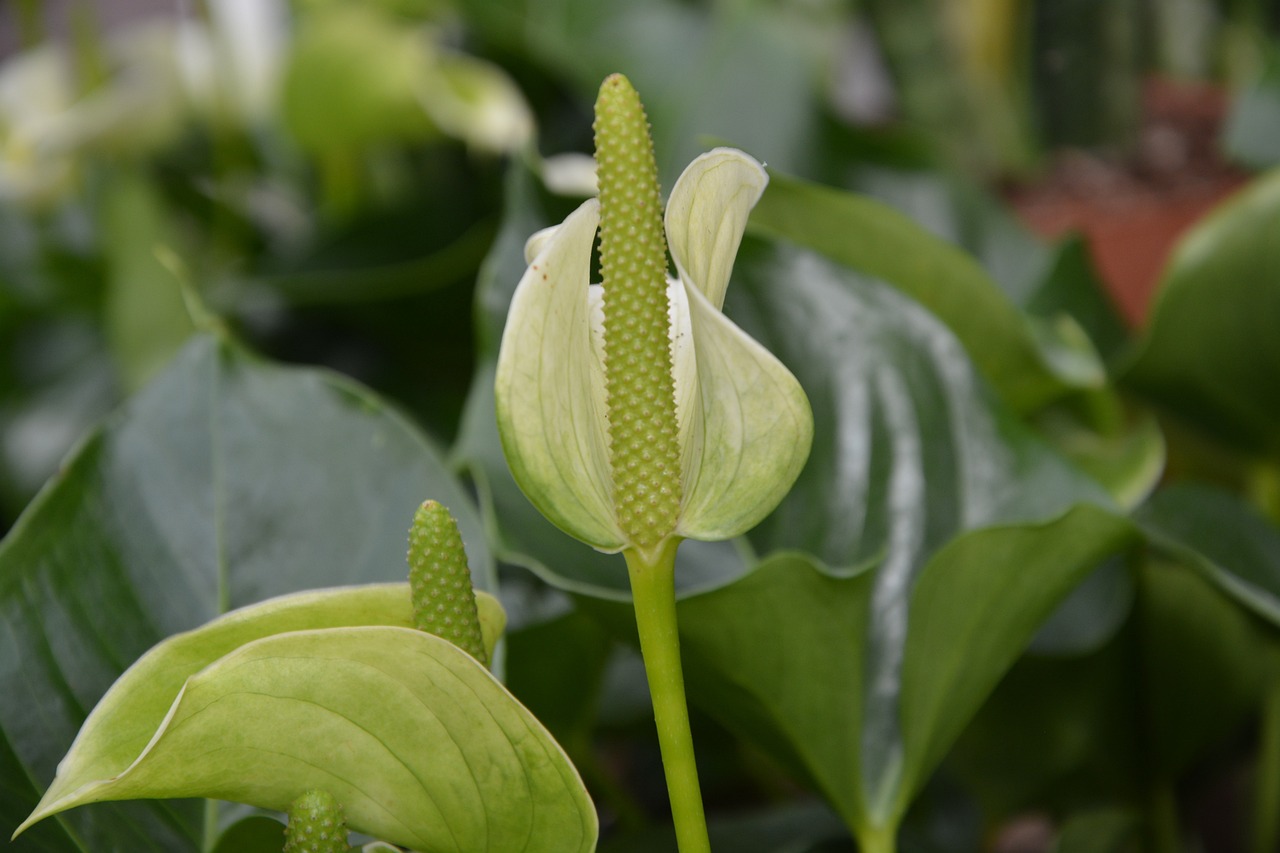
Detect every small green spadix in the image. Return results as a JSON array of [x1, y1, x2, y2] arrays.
[[284, 789, 351, 853], [408, 500, 488, 666]]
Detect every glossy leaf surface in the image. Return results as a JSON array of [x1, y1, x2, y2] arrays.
[[747, 171, 1104, 413]]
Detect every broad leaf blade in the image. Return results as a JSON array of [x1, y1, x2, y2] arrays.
[[23, 627, 596, 853], [1137, 483, 1280, 627], [731, 240, 1114, 572], [1123, 169, 1280, 456], [894, 506, 1136, 818], [747, 172, 1104, 413], [1, 334, 490, 850], [673, 508, 1135, 838], [20, 584, 503, 825]]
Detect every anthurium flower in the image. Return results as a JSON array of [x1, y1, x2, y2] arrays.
[[495, 142, 813, 556]]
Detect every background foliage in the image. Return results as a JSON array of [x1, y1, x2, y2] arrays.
[[2, 0, 1280, 851]]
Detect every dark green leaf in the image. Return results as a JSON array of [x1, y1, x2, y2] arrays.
[[100, 173, 196, 392], [598, 798, 849, 853], [731, 240, 1114, 571], [209, 816, 285, 853], [1053, 808, 1140, 853], [1027, 236, 1131, 365], [748, 172, 1103, 413], [675, 507, 1134, 841], [1123, 170, 1280, 456], [1137, 483, 1280, 627]]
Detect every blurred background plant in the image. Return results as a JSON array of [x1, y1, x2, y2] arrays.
[[3, 1, 1280, 851]]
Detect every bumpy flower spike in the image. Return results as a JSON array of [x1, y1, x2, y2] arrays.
[[408, 500, 488, 666], [284, 789, 351, 853], [595, 73, 684, 554]]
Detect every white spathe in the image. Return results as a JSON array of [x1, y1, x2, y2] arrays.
[[495, 148, 813, 553]]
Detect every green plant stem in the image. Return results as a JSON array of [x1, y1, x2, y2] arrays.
[[201, 799, 219, 852], [1254, 666, 1280, 853], [857, 823, 897, 853], [1145, 783, 1181, 853], [625, 539, 710, 853]]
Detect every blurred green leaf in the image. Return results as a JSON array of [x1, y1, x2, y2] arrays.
[[955, 556, 1265, 819], [505, 606, 612, 744], [834, 166, 1052, 309], [1029, 556, 1134, 656], [1034, 402, 1165, 511], [1137, 483, 1280, 627], [459, 0, 835, 184], [282, 5, 433, 152], [209, 816, 285, 853], [748, 172, 1103, 413], [1053, 808, 1140, 853], [101, 173, 198, 391], [1135, 556, 1266, 780], [951, 640, 1141, 818], [1124, 169, 1280, 456], [599, 798, 850, 853], [0, 333, 490, 850], [1028, 236, 1132, 365], [1224, 47, 1280, 170]]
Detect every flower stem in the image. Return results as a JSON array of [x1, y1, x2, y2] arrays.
[[625, 539, 710, 853], [1254, 659, 1280, 853], [856, 824, 897, 853]]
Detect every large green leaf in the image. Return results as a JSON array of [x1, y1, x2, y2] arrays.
[[730, 240, 1114, 571], [0, 334, 491, 850], [747, 172, 1104, 413], [100, 173, 197, 393], [1123, 169, 1280, 456], [1136, 483, 1280, 627], [457, 0, 837, 185], [953, 555, 1267, 819], [19, 626, 595, 853], [16, 583, 503, 837], [672, 507, 1133, 840]]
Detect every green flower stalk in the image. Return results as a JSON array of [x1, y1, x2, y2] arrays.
[[495, 73, 813, 853]]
